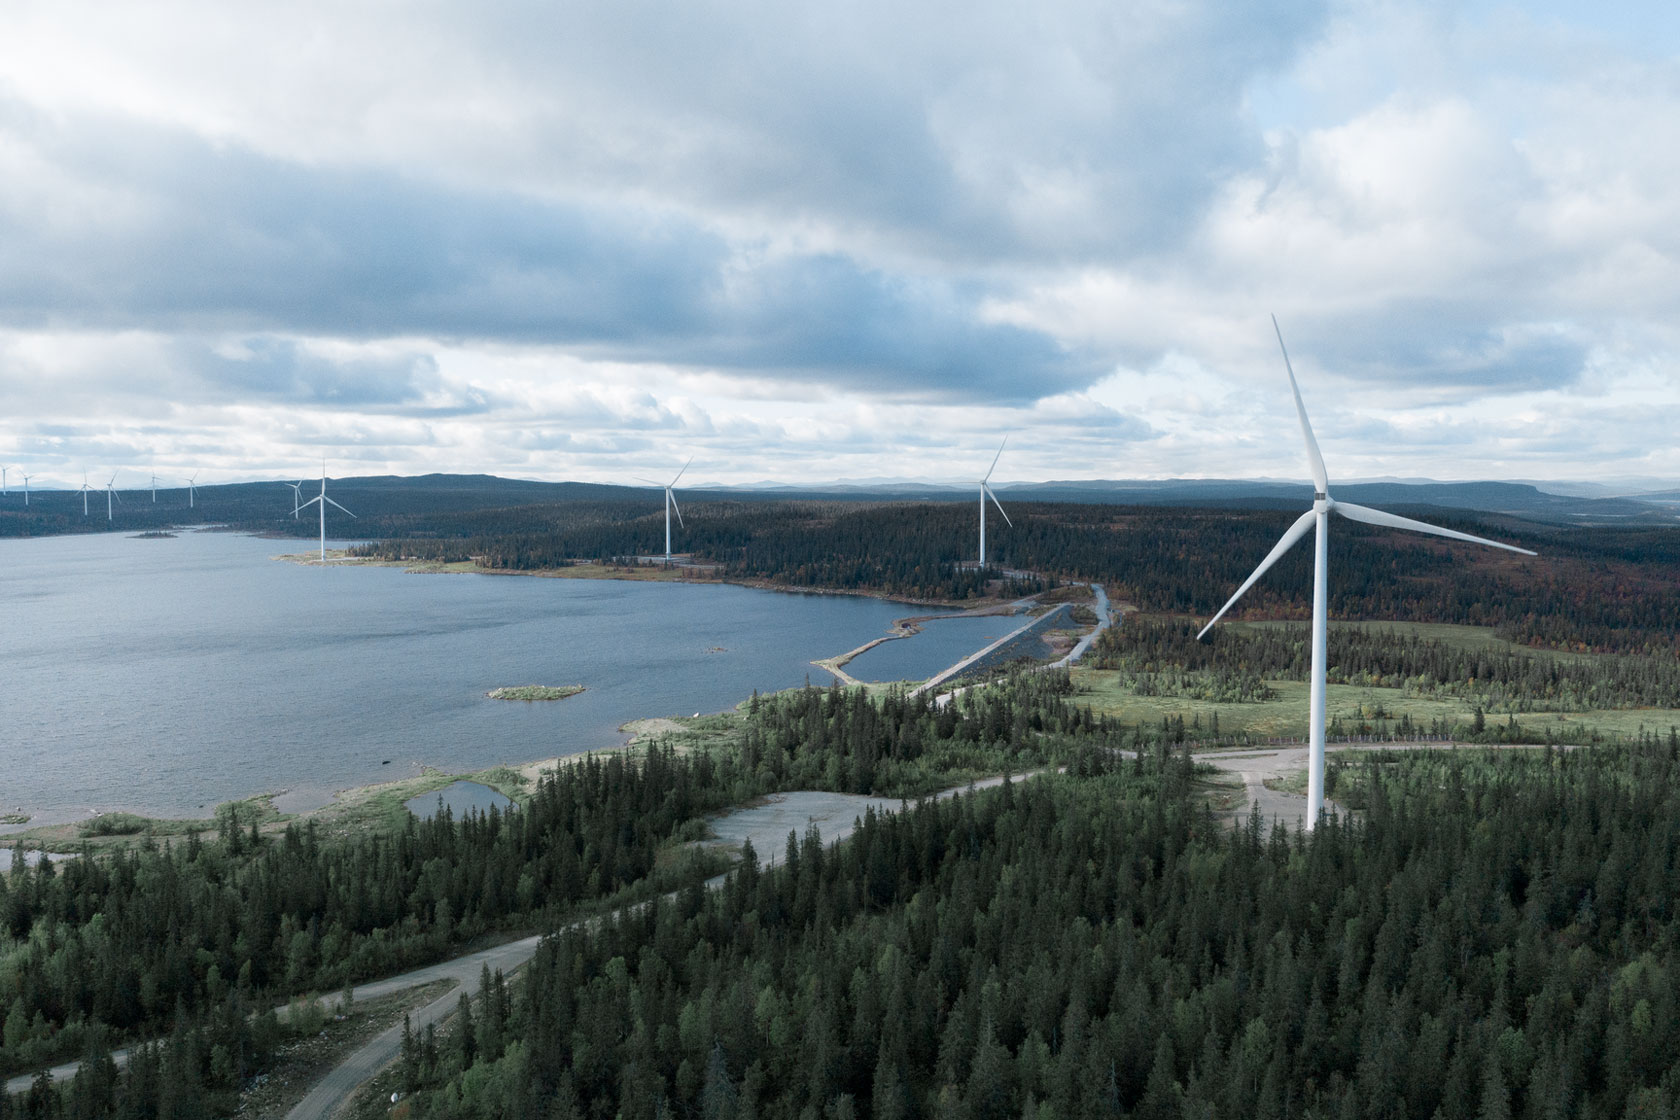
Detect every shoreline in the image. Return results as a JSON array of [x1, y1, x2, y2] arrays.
[[0, 714, 716, 856], [283, 548, 1027, 613]]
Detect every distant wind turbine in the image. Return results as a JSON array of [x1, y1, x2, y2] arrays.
[[1197, 317, 1535, 830], [150, 472, 159, 502], [183, 472, 198, 508], [21, 474, 30, 506], [79, 474, 91, 517], [1, 466, 8, 496], [976, 438, 1012, 570], [637, 458, 691, 564], [296, 464, 356, 562], [104, 474, 122, 522], [285, 480, 304, 519]]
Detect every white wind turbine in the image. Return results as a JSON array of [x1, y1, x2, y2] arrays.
[[637, 458, 691, 564], [285, 479, 304, 519], [296, 464, 356, 562], [104, 474, 122, 521], [21, 473, 31, 506], [1, 466, 8, 495], [150, 472, 159, 502], [976, 438, 1012, 570], [79, 474, 92, 516], [1198, 317, 1535, 830], [183, 472, 199, 508]]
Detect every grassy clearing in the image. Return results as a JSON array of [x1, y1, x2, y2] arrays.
[[1071, 666, 1680, 744]]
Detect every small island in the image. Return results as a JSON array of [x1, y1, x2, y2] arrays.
[[487, 685, 586, 702]]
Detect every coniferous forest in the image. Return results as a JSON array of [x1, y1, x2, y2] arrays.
[[371, 740, 1680, 1119]]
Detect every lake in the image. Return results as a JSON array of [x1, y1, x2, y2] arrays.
[[0, 532, 983, 826]]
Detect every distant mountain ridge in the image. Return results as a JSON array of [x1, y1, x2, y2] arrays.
[[14, 472, 1678, 526]]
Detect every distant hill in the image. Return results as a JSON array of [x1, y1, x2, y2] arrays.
[[8, 472, 1678, 538]]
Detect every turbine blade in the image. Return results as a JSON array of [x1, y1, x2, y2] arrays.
[[1272, 315, 1330, 495], [983, 436, 1007, 483], [670, 456, 692, 487], [1197, 509, 1318, 639], [985, 484, 1012, 527], [325, 496, 357, 518], [668, 489, 684, 528], [1333, 502, 1536, 555], [299, 496, 322, 511]]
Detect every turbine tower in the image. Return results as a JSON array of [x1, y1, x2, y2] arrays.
[[1197, 316, 1535, 830], [21, 474, 30, 506], [1, 466, 8, 495], [286, 480, 304, 519], [104, 474, 122, 521], [183, 472, 199, 508], [296, 464, 356, 562], [150, 472, 159, 502], [977, 438, 1012, 570], [79, 474, 91, 516], [638, 458, 691, 564]]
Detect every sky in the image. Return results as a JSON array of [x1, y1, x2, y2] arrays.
[[2, 0, 1679, 490]]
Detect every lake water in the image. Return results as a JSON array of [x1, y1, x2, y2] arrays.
[[406, 780, 514, 821], [0, 532, 977, 825], [845, 614, 1022, 682]]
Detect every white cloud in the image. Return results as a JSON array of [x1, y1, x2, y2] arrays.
[[0, 0, 1677, 485]]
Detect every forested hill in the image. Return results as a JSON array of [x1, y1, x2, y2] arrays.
[[7, 474, 1680, 652], [350, 499, 1680, 654]]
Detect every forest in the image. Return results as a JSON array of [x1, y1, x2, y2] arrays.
[[354, 738, 1680, 1119]]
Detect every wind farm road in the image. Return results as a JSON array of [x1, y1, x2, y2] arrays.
[[282, 936, 543, 1120]]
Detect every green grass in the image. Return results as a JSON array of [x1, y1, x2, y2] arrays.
[[1071, 667, 1680, 744]]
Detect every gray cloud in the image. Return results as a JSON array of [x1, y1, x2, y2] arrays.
[[1280, 303, 1589, 394], [189, 339, 450, 408], [0, 102, 1103, 401]]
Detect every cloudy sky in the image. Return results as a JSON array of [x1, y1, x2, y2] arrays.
[[2, 0, 1678, 489]]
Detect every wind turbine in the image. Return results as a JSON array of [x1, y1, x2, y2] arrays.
[[104, 474, 122, 521], [150, 473, 159, 502], [1197, 317, 1535, 830], [1, 466, 8, 496], [976, 438, 1012, 570], [79, 474, 91, 517], [183, 472, 198, 508], [21, 474, 30, 506], [637, 458, 691, 564], [296, 464, 356, 562]]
